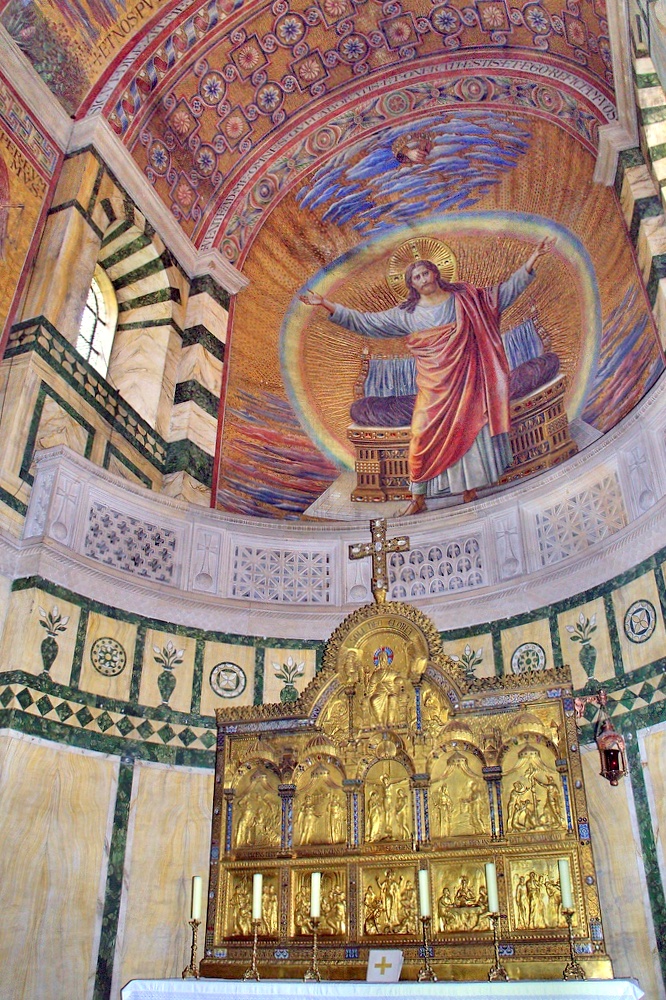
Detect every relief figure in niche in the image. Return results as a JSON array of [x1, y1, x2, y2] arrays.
[[363, 869, 417, 935], [436, 872, 490, 932], [432, 782, 453, 837], [229, 878, 254, 935], [301, 237, 554, 514], [512, 861, 569, 929], [234, 781, 280, 848], [365, 760, 412, 842], [365, 647, 407, 727], [294, 767, 346, 845], [504, 748, 566, 832]]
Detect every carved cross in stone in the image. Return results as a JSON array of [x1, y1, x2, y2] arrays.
[[348, 518, 410, 604]]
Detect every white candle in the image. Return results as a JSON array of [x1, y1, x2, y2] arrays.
[[310, 872, 321, 919], [418, 869, 431, 918], [252, 873, 263, 921], [190, 875, 202, 921], [485, 862, 499, 914], [558, 858, 574, 911]]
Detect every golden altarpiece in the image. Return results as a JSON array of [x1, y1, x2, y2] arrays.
[[200, 592, 613, 981]]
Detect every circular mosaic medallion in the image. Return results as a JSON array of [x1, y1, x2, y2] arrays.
[[91, 636, 127, 676], [510, 642, 546, 674], [210, 661, 247, 699], [373, 645, 394, 667], [624, 599, 657, 643]]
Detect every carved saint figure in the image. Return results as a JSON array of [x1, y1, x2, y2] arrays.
[[526, 870, 546, 928], [515, 875, 528, 926], [295, 885, 312, 935], [263, 884, 278, 936], [364, 885, 383, 934], [328, 795, 346, 843], [321, 881, 346, 935], [433, 782, 453, 837], [235, 791, 279, 847], [378, 869, 404, 927], [230, 880, 253, 936], [459, 779, 486, 833], [366, 648, 405, 727]]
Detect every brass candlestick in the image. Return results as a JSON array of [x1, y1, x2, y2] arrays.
[[417, 915, 437, 982], [487, 913, 509, 982], [243, 919, 261, 981], [304, 917, 322, 982], [181, 918, 201, 979], [562, 908, 586, 981]]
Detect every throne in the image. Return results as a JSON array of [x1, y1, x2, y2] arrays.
[[347, 318, 578, 501]]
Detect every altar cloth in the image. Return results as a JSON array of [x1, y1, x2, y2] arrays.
[[121, 979, 643, 1000]]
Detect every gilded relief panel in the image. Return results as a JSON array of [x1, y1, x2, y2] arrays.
[[507, 856, 577, 931], [361, 865, 418, 936], [232, 765, 281, 850], [293, 869, 346, 936], [430, 751, 489, 838], [294, 762, 346, 846], [226, 870, 280, 937], [502, 742, 567, 835], [432, 862, 491, 933], [364, 760, 412, 843]]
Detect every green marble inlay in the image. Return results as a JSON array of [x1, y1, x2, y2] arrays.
[[254, 647, 265, 706], [189, 274, 231, 311], [47, 199, 103, 240], [87, 163, 105, 217], [192, 638, 205, 716], [549, 608, 564, 668], [0, 484, 28, 516], [112, 253, 170, 292], [624, 726, 666, 983], [20, 381, 95, 486], [641, 105, 666, 126], [129, 624, 147, 703], [117, 287, 180, 313], [491, 622, 504, 677], [603, 592, 626, 677], [93, 756, 134, 1000], [174, 380, 219, 417], [69, 607, 89, 689], [116, 317, 183, 335], [103, 443, 153, 489], [181, 325, 225, 361], [164, 438, 214, 486], [100, 233, 152, 269]]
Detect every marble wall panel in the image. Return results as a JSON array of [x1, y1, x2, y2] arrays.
[[31, 394, 91, 473], [441, 633, 496, 679], [168, 401, 217, 454], [140, 629, 196, 713], [200, 641, 256, 714], [80, 611, 136, 701], [111, 761, 213, 995], [557, 597, 615, 690], [262, 646, 316, 704], [176, 343, 223, 396], [0, 587, 80, 684], [499, 618, 554, 676], [612, 571, 666, 672], [581, 746, 665, 999], [0, 732, 117, 1000], [640, 724, 666, 905]]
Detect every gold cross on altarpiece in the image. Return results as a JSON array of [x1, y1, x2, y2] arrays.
[[348, 518, 410, 604]]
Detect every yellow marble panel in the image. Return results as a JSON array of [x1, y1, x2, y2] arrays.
[[140, 629, 196, 713], [640, 725, 666, 904], [0, 732, 117, 1000], [441, 633, 495, 678], [612, 571, 665, 673], [557, 598, 615, 690], [0, 587, 80, 684], [80, 611, 136, 700], [112, 762, 213, 992], [499, 618, 554, 677], [262, 647, 317, 704], [29, 394, 91, 475], [200, 641, 255, 715], [581, 746, 663, 998]]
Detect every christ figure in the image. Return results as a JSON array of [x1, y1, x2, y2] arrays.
[[300, 237, 554, 514]]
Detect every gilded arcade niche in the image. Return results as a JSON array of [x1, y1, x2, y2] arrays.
[[201, 599, 611, 981]]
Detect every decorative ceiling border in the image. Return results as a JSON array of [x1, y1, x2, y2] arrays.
[[192, 56, 616, 260]]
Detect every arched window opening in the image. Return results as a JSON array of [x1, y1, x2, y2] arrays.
[[76, 264, 118, 378]]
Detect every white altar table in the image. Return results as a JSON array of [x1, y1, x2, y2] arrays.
[[121, 980, 643, 1000]]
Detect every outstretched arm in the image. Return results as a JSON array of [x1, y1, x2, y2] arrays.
[[524, 236, 556, 274], [299, 289, 335, 316], [299, 289, 409, 338]]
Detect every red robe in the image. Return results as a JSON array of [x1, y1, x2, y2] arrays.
[[404, 283, 510, 484]]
